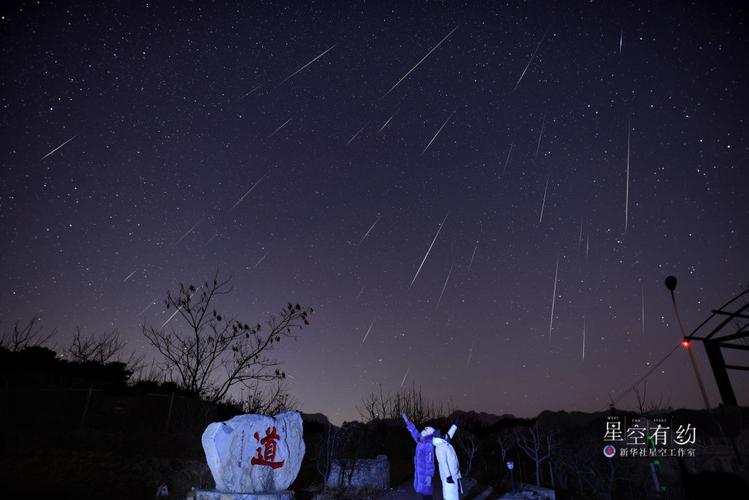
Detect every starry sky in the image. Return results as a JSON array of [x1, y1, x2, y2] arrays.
[[1, 1, 747, 423]]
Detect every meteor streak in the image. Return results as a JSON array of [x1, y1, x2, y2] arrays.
[[501, 142, 515, 176], [160, 307, 181, 329], [535, 114, 546, 158], [269, 118, 292, 137], [641, 285, 645, 336], [548, 256, 559, 339], [400, 367, 410, 387], [378, 115, 394, 133], [383, 26, 458, 98], [160, 286, 201, 329], [41, 135, 77, 160], [361, 319, 375, 346], [176, 220, 200, 244], [436, 265, 454, 309], [231, 172, 268, 210], [422, 110, 456, 154], [358, 216, 381, 245], [582, 318, 586, 360], [586, 233, 590, 257], [410, 214, 448, 288], [468, 240, 479, 272], [239, 84, 263, 99], [254, 250, 270, 269], [625, 118, 631, 233], [279, 45, 336, 85], [513, 33, 546, 91], [347, 127, 365, 145], [539, 175, 550, 223], [619, 29, 623, 53], [138, 296, 160, 317]]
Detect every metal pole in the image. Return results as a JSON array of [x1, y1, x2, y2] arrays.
[[684, 342, 711, 410], [665, 277, 711, 410], [703, 341, 738, 406], [511, 468, 515, 493]]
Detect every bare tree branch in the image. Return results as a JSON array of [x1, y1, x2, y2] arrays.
[[142, 272, 313, 403], [0, 315, 56, 352], [453, 430, 479, 477], [632, 381, 671, 416], [517, 422, 556, 488], [66, 327, 145, 375], [357, 383, 453, 424]]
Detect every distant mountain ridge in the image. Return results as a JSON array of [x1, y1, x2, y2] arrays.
[[449, 409, 516, 426], [301, 412, 331, 426]]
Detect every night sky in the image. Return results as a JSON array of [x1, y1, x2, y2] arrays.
[[2, 1, 747, 424]]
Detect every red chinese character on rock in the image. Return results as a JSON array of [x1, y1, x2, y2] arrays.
[[250, 426, 285, 469]]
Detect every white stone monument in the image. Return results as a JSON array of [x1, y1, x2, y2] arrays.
[[196, 411, 305, 500]]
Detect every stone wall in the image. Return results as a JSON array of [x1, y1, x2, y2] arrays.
[[325, 455, 389, 490]]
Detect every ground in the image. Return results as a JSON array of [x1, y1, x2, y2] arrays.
[[381, 476, 493, 499], [380, 475, 444, 499]]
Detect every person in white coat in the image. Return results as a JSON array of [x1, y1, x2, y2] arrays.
[[433, 423, 461, 500]]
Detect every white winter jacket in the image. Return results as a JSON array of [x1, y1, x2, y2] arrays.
[[433, 434, 461, 499]]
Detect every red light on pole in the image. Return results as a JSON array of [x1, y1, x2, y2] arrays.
[[666, 275, 711, 409]]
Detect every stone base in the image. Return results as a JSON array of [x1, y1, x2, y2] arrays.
[[194, 489, 294, 500]]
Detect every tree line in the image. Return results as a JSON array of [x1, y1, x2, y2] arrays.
[[1, 273, 313, 414]]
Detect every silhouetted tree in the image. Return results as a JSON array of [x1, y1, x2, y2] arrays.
[[0, 344, 58, 371], [454, 430, 479, 477], [517, 422, 556, 488], [316, 421, 339, 493], [242, 380, 297, 416], [67, 327, 144, 373], [497, 427, 518, 463], [631, 381, 671, 416], [142, 273, 312, 403], [0, 315, 55, 352], [357, 383, 453, 425], [554, 432, 597, 498], [0, 343, 132, 388], [67, 328, 123, 363]]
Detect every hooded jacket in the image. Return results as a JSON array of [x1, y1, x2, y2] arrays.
[[433, 435, 461, 500], [402, 414, 435, 495]]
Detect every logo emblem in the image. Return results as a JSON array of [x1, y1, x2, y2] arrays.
[[603, 444, 616, 458]]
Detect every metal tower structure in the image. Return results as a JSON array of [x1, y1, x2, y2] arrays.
[[669, 278, 749, 407]]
